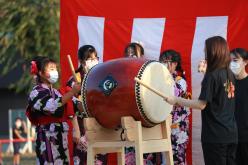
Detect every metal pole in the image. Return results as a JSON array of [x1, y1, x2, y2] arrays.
[[6, 109, 13, 153]]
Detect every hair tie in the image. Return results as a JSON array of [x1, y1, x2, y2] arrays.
[[30, 61, 38, 75]]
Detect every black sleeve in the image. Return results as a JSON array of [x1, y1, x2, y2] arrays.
[[199, 73, 215, 103], [12, 127, 16, 134]]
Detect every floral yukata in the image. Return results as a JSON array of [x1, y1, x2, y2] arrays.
[[125, 148, 159, 165], [170, 72, 191, 165], [67, 75, 107, 165], [125, 72, 190, 165], [27, 84, 74, 165]]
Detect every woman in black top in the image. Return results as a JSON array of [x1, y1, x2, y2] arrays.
[[230, 48, 248, 165], [164, 36, 238, 165]]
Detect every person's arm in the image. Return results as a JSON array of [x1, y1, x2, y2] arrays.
[[198, 60, 207, 74], [22, 120, 27, 134], [61, 82, 81, 105], [14, 129, 25, 140], [76, 101, 83, 113], [166, 72, 214, 110], [29, 83, 81, 117], [72, 116, 80, 144], [175, 97, 206, 110], [165, 96, 207, 110]]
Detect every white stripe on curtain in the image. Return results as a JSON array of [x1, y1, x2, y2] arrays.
[[131, 18, 166, 60], [191, 16, 228, 97], [77, 16, 105, 63], [191, 16, 228, 165]]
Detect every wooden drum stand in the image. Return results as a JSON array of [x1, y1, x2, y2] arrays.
[[67, 55, 174, 165], [84, 116, 173, 165]]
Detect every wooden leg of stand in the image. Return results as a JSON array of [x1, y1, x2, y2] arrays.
[[164, 151, 174, 165], [117, 147, 125, 165], [163, 116, 173, 165], [135, 121, 144, 165], [87, 144, 95, 165]]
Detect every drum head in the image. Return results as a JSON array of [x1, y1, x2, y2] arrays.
[[135, 61, 174, 125]]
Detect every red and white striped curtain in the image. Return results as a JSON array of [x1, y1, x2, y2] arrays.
[[60, 0, 248, 164]]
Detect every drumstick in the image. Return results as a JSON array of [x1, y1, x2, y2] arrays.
[[134, 77, 167, 99], [67, 55, 79, 83]]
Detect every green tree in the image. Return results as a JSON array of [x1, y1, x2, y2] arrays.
[[0, 0, 60, 92]]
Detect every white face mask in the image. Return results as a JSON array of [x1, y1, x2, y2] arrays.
[[230, 61, 242, 75], [48, 70, 59, 84], [85, 60, 98, 70], [163, 63, 168, 68]]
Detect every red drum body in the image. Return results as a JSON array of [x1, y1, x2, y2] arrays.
[[81, 58, 174, 128]]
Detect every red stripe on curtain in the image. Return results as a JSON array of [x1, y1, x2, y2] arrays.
[[60, 0, 80, 85], [227, 11, 248, 72], [63, 0, 239, 19], [103, 19, 133, 61], [227, 17, 248, 50]]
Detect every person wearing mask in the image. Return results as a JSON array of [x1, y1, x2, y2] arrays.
[[230, 48, 248, 165], [26, 56, 81, 164], [66, 45, 107, 165], [159, 50, 191, 165]]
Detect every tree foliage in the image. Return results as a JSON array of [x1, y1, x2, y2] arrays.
[[0, 0, 60, 92]]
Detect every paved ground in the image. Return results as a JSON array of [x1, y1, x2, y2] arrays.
[[1, 154, 36, 165], [1, 111, 205, 165], [192, 110, 204, 165]]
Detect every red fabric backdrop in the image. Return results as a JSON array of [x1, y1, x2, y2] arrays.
[[60, 0, 248, 164]]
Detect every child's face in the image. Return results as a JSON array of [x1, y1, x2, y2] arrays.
[[162, 59, 177, 74], [230, 54, 247, 75], [126, 47, 136, 57], [86, 52, 98, 61], [39, 62, 58, 84], [168, 62, 178, 74], [82, 53, 99, 72], [15, 119, 22, 128], [79, 52, 98, 65], [43, 62, 57, 78], [231, 54, 243, 63]]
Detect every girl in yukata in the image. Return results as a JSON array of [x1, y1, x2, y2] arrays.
[[159, 50, 191, 165], [66, 45, 107, 165], [26, 56, 81, 165], [123, 42, 161, 165], [124, 42, 144, 58]]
